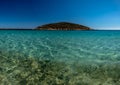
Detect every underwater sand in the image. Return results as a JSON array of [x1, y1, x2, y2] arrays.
[[0, 30, 120, 85]]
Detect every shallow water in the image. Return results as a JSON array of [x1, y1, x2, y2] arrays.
[[0, 30, 120, 85]]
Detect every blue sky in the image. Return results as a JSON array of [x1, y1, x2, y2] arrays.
[[0, 0, 120, 29]]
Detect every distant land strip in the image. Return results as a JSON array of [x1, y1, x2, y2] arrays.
[[36, 22, 92, 30]]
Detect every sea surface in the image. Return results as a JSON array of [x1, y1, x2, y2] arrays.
[[0, 30, 120, 85]]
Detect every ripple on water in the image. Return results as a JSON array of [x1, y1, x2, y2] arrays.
[[0, 30, 120, 84]]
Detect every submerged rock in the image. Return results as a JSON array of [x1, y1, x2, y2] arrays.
[[1, 51, 120, 85], [31, 60, 38, 69]]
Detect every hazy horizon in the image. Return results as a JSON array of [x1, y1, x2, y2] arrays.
[[0, 0, 120, 30]]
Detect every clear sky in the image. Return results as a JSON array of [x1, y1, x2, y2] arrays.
[[0, 0, 120, 29]]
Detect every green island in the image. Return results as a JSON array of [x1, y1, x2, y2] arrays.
[[36, 22, 91, 30]]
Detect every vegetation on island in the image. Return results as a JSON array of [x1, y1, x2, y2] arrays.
[[36, 22, 91, 30]]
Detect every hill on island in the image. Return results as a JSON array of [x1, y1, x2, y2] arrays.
[[36, 22, 91, 30]]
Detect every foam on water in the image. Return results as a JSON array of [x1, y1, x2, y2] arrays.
[[0, 30, 120, 84]]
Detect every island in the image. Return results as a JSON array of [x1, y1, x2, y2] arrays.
[[36, 22, 91, 30]]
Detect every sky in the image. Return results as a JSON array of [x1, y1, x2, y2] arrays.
[[0, 0, 120, 29]]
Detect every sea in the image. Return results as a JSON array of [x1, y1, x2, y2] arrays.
[[0, 30, 120, 85]]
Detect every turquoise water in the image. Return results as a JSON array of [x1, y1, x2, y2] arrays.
[[0, 30, 120, 85]]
